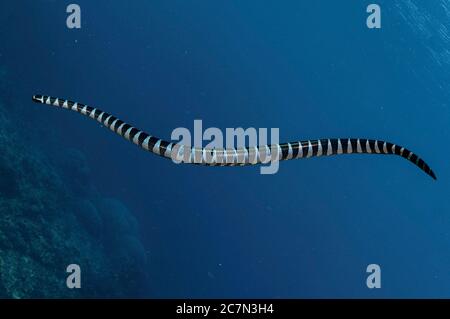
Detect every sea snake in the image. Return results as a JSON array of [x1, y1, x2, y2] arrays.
[[32, 94, 436, 180]]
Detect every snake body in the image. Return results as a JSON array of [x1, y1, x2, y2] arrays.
[[32, 94, 436, 180]]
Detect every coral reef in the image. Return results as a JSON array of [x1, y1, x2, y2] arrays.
[[0, 88, 148, 297]]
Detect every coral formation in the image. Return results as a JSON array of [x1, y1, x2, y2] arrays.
[[0, 85, 148, 297]]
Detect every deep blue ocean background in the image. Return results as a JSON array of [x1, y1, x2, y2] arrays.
[[0, 0, 449, 298]]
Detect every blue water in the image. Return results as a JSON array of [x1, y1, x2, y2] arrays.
[[1, 0, 449, 298]]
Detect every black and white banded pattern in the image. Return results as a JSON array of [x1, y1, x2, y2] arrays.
[[32, 95, 437, 180]]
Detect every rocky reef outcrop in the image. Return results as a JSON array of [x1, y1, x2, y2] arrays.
[[0, 89, 148, 297]]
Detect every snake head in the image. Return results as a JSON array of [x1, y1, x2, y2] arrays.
[[32, 94, 44, 103]]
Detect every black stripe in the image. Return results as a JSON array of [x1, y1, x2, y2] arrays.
[[299, 141, 309, 156], [91, 108, 101, 119], [301, 142, 307, 157], [98, 112, 109, 123], [311, 140, 319, 156], [105, 115, 117, 127], [280, 143, 290, 159], [368, 140, 376, 153], [384, 142, 394, 154], [320, 139, 329, 155], [128, 128, 139, 140], [409, 153, 418, 164], [159, 140, 171, 154], [401, 149, 410, 159], [67, 100, 75, 108], [329, 139, 338, 155], [84, 106, 93, 115], [119, 123, 131, 136], [349, 138, 358, 153], [291, 142, 300, 158], [340, 139, 349, 154], [76, 103, 84, 112], [375, 140, 384, 153], [417, 158, 425, 170], [379, 141, 386, 153], [112, 119, 124, 132], [359, 139, 367, 153], [147, 136, 160, 150], [137, 132, 149, 146]]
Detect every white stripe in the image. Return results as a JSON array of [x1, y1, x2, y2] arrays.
[[142, 136, 151, 150], [152, 139, 162, 155], [317, 140, 323, 156], [253, 146, 259, 164], [407, 152, 413, 160], [199, 149, 204, 163], [208, 148, 216, 164], [190, 147, 196, 163], [241, 149, 247, 164], [223, 148, 229, 164], [109, 119, 118, 131], [366, 140, 372, 153], [287, 143, 293, 160], [45, 97, 51, 104], [347, 139, 352, 154], [297, 143, 304, 158], [72, 102, 78, 111], [89, 108, 97, 118], [62, 100, 69, 109], [97, 112, 105, 123], [103, 115, 112, 126], [212, 149, 219, 164], [223, 152, 230, 165], [117, 122, 126, 135], [383, 142, 388, 153], [189, 147, 198, 164], [337, 139, 343, 154], [124, 127, 134, 140], [219, 149, 227, 165], [259, 145, 270, 163], [374, 140, 381, 153], [230, 149, 235, 165], [81, 105, 88, 115], [357, 139, 362, 153], [176, 145, 185, 162], [132, 131, 142, 145], [164, 143, 173, 158], [307, 141, 313, 157], [391, 144, 396, 153], [212, 149, 220, 165], [239, 148, 248, 165], [234, 149, 241, 165], [327, 139, 332, 156], [53, 98, 60, 106], [275, 144, 282, 161], [400, 147, 404, 156], [258, 146, 265, 163], [201, 148, 207, 163]]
